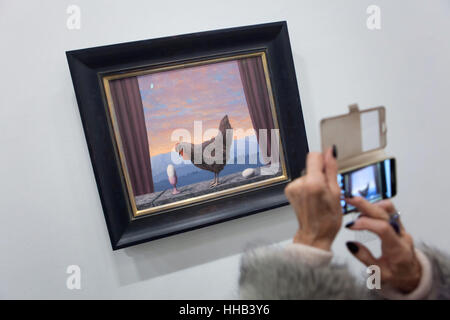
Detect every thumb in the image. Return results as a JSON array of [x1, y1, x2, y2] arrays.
[[346, 241, 377, 266]]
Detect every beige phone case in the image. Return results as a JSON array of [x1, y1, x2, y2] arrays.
[[321, 104, 390, 173]]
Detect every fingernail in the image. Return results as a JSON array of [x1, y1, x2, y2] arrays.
[[332, 145, 338, 159], [346, 242, 359, 254], [345, 221, 355, 228]]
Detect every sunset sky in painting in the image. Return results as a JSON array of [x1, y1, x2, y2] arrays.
[[137, 60, 255, 157]]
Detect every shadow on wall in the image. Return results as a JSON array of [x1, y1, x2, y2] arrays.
[[110, 205, 296, 287]]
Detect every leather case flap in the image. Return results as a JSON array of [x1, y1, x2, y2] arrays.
[[321, 104, 388, 170]]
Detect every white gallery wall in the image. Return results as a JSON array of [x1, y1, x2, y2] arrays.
[[0, 0, 449, 299]]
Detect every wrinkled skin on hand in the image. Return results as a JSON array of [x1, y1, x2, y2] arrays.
[[345, 197, 422, 293], [284, 148, 342, 251]]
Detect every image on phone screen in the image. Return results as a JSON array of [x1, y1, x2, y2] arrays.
[[338, 158, 396, 214]]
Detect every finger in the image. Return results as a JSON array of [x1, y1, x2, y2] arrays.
[[324, 147, 340, 195], [346, 241, 378, 267], [374, 200, 405, 233], [349, 216, 400, 244], [284, 176, 305, 200], [374, 200, 397, 215], [306, 152, 325, 176], [346, 197, 390, 220]]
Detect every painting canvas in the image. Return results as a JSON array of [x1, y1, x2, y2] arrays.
[[104, 52, 287, 216]]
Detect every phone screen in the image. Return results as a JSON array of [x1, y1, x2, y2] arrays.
[[338, 158, 396, 214]]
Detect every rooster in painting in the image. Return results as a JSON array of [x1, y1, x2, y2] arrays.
[[358, 182, 370, 198], [174, 115, 233, 188]]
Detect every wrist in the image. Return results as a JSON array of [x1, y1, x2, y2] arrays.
[[293, 230, 333, 251], [396, 257, 422, 294], [381, 249, 433, 300]]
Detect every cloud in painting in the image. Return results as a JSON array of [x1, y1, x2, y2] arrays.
[[137, 60, 255, 157]]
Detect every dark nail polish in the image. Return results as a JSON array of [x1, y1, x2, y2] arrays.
[[332, 145, 338, 159], [345, 221, 355, 228], [346, 242, 359, 254], [344, 192, 353, 198]]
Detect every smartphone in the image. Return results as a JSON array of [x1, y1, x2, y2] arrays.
[[338, 158, 397, 214]]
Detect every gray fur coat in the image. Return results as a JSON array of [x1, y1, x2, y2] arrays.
[[239, 244, 450, 299]]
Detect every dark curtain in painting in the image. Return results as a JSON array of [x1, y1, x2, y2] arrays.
[[110, 77, 154, 196], [238, 56, 275, 157]]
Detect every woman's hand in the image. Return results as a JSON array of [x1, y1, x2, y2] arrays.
[[284, 148, 342, 251], [345, 197, 422, 293]]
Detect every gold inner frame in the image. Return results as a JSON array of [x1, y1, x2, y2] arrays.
[[102, 51, 289, 218]]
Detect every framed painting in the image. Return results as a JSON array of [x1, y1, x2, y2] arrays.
[[66, 21, 308, 249]]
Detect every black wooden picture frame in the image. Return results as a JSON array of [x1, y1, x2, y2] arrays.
[[66, 21, 308, 250]]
